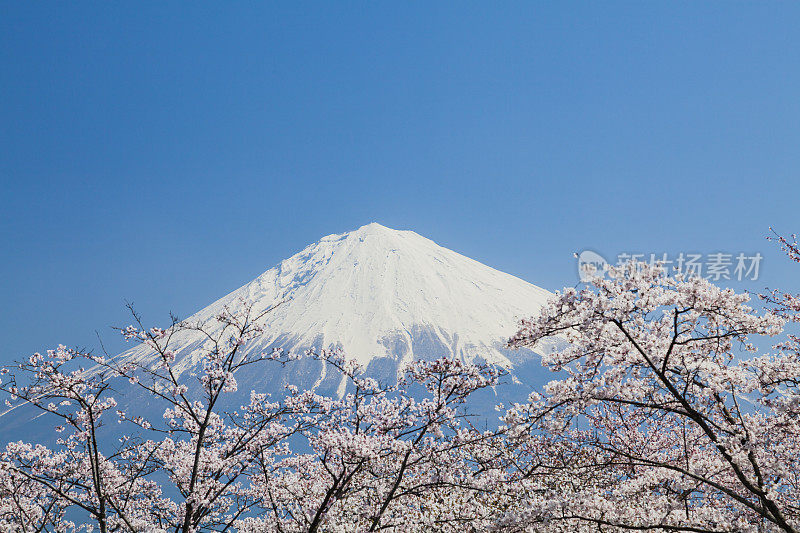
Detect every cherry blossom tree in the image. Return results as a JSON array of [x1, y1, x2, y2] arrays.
[[505, 259, 800, 533], [0, 299, 307, 532], [238, 352, 506, 532], [0, 301, 507, 532]]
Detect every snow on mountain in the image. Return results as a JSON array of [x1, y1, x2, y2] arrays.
[[0, 223, 557, 440], [121, 223, 553, 388]]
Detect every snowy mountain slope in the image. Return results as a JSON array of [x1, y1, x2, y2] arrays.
[[0, 223, 558, 442], [120, 223, 554, 386]]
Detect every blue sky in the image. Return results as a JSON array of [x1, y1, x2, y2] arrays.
[[2, 2, 799, 361]]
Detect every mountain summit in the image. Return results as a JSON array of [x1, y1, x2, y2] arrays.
[[121, 223, 553, 393], [0, 224, 555, 438]]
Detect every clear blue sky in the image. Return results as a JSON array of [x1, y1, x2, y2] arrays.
[[2, 2, 799, 362]]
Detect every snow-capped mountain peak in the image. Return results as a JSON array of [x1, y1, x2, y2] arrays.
[[0, 224, 556, 437], [122, 223, 552, 382]]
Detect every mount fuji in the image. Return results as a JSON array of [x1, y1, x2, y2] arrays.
[[119, 223, 555, 395], [1, 223, 558, 439]]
